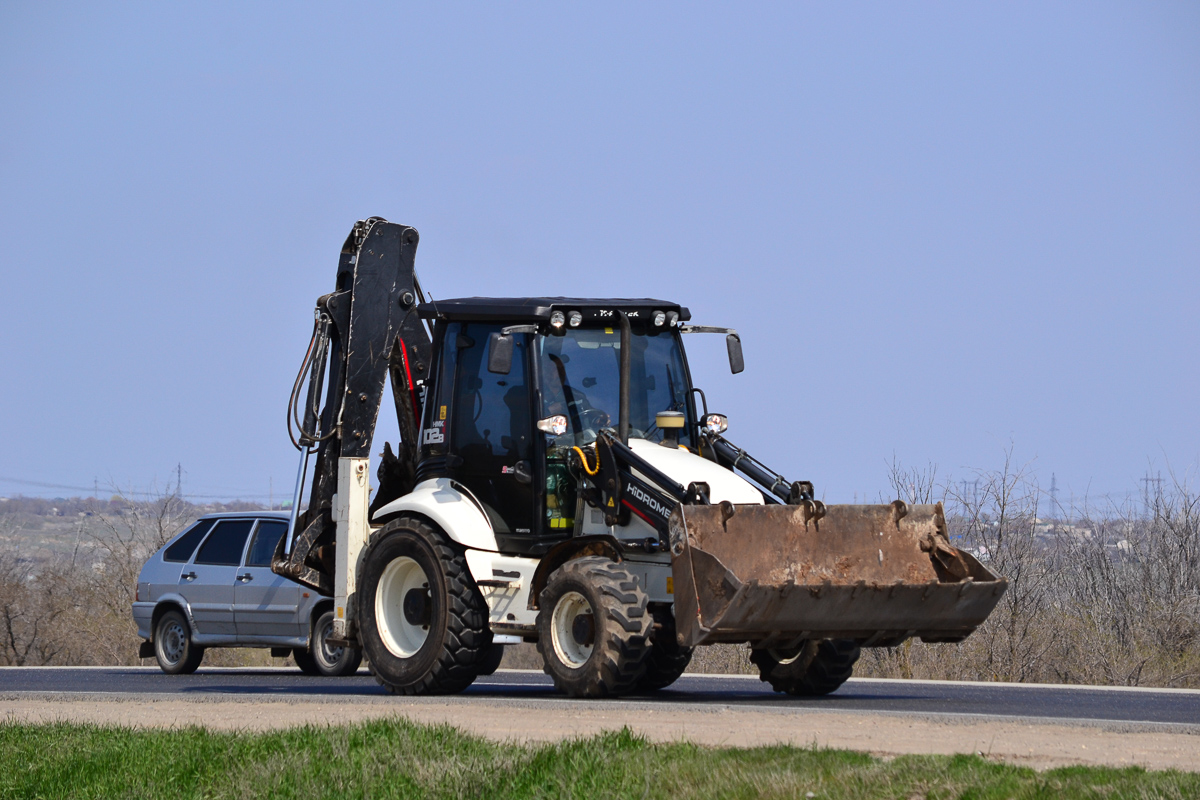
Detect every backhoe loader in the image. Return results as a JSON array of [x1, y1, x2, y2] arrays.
[[272, 217, 1006, 697]]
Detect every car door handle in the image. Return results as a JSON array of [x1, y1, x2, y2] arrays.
[[181, 571, 196, 581], [513, 460, 532, 485], [237, 573, 253, 582]]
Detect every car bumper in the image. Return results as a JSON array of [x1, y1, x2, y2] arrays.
[[132, 602, 154, 640]]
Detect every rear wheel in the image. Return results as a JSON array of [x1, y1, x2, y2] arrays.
[[154, 609, 204, 675], [357, 516, 491, 695], [536, 557, 651, 698], [635, 604, 693, 692], [476, 643, 505, 677], [750, 638, 860, 696]]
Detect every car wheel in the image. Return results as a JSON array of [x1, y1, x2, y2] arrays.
[[154, 608, 204, 675], [307, 609, 363, 676], [293, 646, 320, 675]]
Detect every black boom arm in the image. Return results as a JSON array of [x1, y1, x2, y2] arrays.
[[273, 218, 431, 594]]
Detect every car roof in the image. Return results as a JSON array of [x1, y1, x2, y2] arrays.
[[196, 511, 291, 520], [418, 297, 690, 323]]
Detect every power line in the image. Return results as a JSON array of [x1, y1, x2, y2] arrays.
[[0, 476, 274, 501]]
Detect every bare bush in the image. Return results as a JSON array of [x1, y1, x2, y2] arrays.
[[4, 458, 1198, 687]]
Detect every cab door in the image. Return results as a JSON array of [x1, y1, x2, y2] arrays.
[[441, 322, 537, 552]]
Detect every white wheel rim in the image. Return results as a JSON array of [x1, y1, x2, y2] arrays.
[[550, 591, 594, 668], [376, 556, 432, 658]]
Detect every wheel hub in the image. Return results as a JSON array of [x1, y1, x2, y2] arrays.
[[403, 588, 430, 627], [571, 613, 595, 647]]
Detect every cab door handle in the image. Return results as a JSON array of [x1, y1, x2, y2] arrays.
[[237, 573, 253, 582], [181, 572, 196, 581], [513, 460, 532, 485]]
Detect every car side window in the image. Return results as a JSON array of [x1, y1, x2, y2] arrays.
[[163, 519, 216, 563], [245, 521, 288, 568], [194, 520, 255, 566]]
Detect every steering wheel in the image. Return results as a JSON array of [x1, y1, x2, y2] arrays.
[[579, 407, 610, 430]]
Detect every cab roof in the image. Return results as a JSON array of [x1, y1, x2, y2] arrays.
[[418, 297, 690, 324]]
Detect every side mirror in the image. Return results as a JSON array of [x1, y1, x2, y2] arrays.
[[726, 333, 744, 374], [488, 333, 513, 374]]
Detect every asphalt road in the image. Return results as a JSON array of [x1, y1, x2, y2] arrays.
[[3, 667, 1198, 727]]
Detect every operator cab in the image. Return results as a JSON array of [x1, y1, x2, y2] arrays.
[[416, 298, 694, 556]]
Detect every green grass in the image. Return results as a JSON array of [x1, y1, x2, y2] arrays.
[[1, 719, 1197, 800]]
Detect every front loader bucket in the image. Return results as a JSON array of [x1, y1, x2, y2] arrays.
[[668, 501, 1007, 649]]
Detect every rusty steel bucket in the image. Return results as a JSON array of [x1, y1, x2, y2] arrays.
[[667, 500, 1007, 649]]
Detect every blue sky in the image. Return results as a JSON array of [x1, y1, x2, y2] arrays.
[[1, 2, 1197, 507]]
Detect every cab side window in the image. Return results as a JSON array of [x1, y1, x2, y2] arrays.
[[451, 323, 530, 461]]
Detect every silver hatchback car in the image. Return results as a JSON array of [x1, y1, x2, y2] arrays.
[[133, 511, 361, 676]]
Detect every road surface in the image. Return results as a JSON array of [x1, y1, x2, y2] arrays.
[[3, 667, 1197, 727]]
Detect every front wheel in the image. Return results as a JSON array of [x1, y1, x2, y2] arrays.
[[750, 639, 860, 696], [295, 610, 363, 676], [154, 608, 204, 675], [536, 556, 651, 697], [357, 516, 491, 695]]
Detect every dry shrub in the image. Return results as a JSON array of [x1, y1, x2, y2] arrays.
[[857, 455, 1200, 688], [5, 457, 1198, 688]]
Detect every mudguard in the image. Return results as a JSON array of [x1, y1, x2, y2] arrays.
[[371, 478, 499, 552]]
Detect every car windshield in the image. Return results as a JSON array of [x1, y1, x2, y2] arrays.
[[538, 326, 692, 447]]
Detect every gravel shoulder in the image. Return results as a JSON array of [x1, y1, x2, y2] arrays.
[[3, 691, 1197, 772]]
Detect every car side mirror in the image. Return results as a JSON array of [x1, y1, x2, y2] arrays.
[[488, 333, 513, 374], [726, 333, 744, 374]]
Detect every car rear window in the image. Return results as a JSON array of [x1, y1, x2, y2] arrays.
[[194, 520, 255, 566], [245, 521, 288, 567], [163, 519, 217, 563]]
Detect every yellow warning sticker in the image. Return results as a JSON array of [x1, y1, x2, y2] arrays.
[[605, 327, 613, 335], [606, 497, 615, 507], [439, 405, 447, 420], [336, 606, 344, 618], [666, 577, 674, 594]]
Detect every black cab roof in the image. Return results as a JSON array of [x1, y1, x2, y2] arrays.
[[417, 297, 690, 324]]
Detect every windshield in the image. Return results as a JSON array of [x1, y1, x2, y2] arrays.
[[538, 326, 693, 448]]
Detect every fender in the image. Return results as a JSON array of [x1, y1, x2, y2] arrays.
[[371, 477, 499, 552], [528, 535, 623, 609], [149, 595, 199, 638]]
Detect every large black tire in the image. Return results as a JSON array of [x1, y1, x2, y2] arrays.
[[536, 556, 651, 698], [635, 604, 694, 692], [294, 609, 363, 677], [153, 608, 204, 675], [750, 639, 861, 696], [476, 643, 505, 677], [357, 516, 491, 695]]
